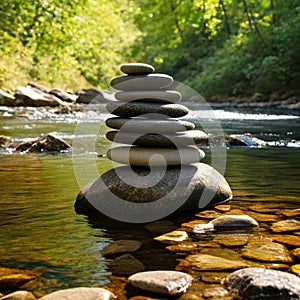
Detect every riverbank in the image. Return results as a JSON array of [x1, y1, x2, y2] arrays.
[[1, 82, 300, 110]]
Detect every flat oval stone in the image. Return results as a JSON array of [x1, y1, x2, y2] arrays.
[[241, 241, 293, 263], [101, 239, 142, 256], [128, 270, 193, 295], [106, 117, 195, 133], [181, 254, 249, 271], [110, 74, 173, 91], [120, 63, 155, 75], [39, 287, 116, 300], [154, 230, 189, 244], [106, 101, 188, 118], [110, 253, 145, 275], [74, 163, 233, 222], [115, 90, 182, 102], [210, 214, 259, 230], [106, 146, 205, 166], [225, 267, 300, 300], [271, 219, 300, 232], [106, 130, 208, 147]]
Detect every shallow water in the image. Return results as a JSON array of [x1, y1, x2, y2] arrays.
[[0, 105, 299, 295]]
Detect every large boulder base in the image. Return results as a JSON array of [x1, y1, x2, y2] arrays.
[[225, 267, 300, 300], [75, 163, 232, 221]]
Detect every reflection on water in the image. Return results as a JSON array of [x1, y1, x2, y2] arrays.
[[0, 106, 299, 294]]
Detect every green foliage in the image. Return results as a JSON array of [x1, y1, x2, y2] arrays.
[[0, 0, 299, 98]]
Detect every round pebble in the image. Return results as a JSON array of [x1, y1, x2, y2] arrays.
[[120, 63, 155, 75], [107, 146, 205, 166], [105, 117, 195, 132], [110, 74, 173, 91], [106, 101, 189, 118], [115, 90, 182, 102], [128, 270, 193, 295], [106, 130, 207, 148]]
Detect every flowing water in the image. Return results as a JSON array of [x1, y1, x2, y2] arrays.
[[0, 104, 299, 295]]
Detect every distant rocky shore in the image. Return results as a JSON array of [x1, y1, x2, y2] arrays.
[[0, 82, 299, 110]]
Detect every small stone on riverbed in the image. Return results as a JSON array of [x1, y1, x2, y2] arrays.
[[0, 291, 36, 300], [271, 219, 300, 232], [271, 234, 300, 247], [101, 239, 142, 256], [225, 267, 300, 299], [110, 254, 145, 275], [39, 287, 116, 300], [154, 230, 189, 244], [211, 214, 259, 231], [128, 270, 193, 295], [241, 241, 293, 263], [178, 254, 248, 271]]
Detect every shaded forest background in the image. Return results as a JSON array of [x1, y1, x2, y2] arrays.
[[0, 0, 299, 100]]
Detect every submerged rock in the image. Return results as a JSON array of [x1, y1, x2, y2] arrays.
[[271, 219, 300, 233], [101, 240, 142, 256], [128, 270, 193, 295], [0, 290, 36, 300], [225, 267, 300, 299], [39, 287, 116, 300], [241, 241, 293, 263], [110, 254, 145, 275], [271, 235, 300, 247], [0, 267, 36, 290], [154, 230, 189, 244], [210, 214, 259, 231], [75, 163, 232, 222], [179, 254, 248, 271]]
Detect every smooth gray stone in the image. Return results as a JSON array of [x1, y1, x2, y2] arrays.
[[107, 146, 205, 166], [115, 90, 182, 103], [38, 287, 116, 300], [106, 117, 195, 132], [128, 270, 193, 295], [106, 130, 208, 147], [110, 74, 173, 91], [74, 163, 233, 221], [120, 63, 155, 75], [106, 101, 189, 118], [225, 267, 300, 300]]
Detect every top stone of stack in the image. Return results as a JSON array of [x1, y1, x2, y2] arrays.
[[120, 63, 155, 75], [111, 63, 173, 91]]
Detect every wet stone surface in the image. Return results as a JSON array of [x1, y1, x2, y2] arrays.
[[241, 241, 293, 262], [225, 267, 300, 300]]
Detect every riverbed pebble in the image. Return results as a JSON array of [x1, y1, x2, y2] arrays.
[[39, 287, 116, 300], [110, 254, 145, 275], [128, 270, 193, 295], [154, 230, 189, 244], [101, 239, 142, 256], [271, 219, 300, 232], [0, 291, 36, 300], [210, 214, 259, 230], [225, 267, 300, 300], [179, 254, 248, 271], [0, 267, 36, 290], [241, 241, 293, 263]]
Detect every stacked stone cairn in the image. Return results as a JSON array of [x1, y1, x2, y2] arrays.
[[75, 63, 232, 222]]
